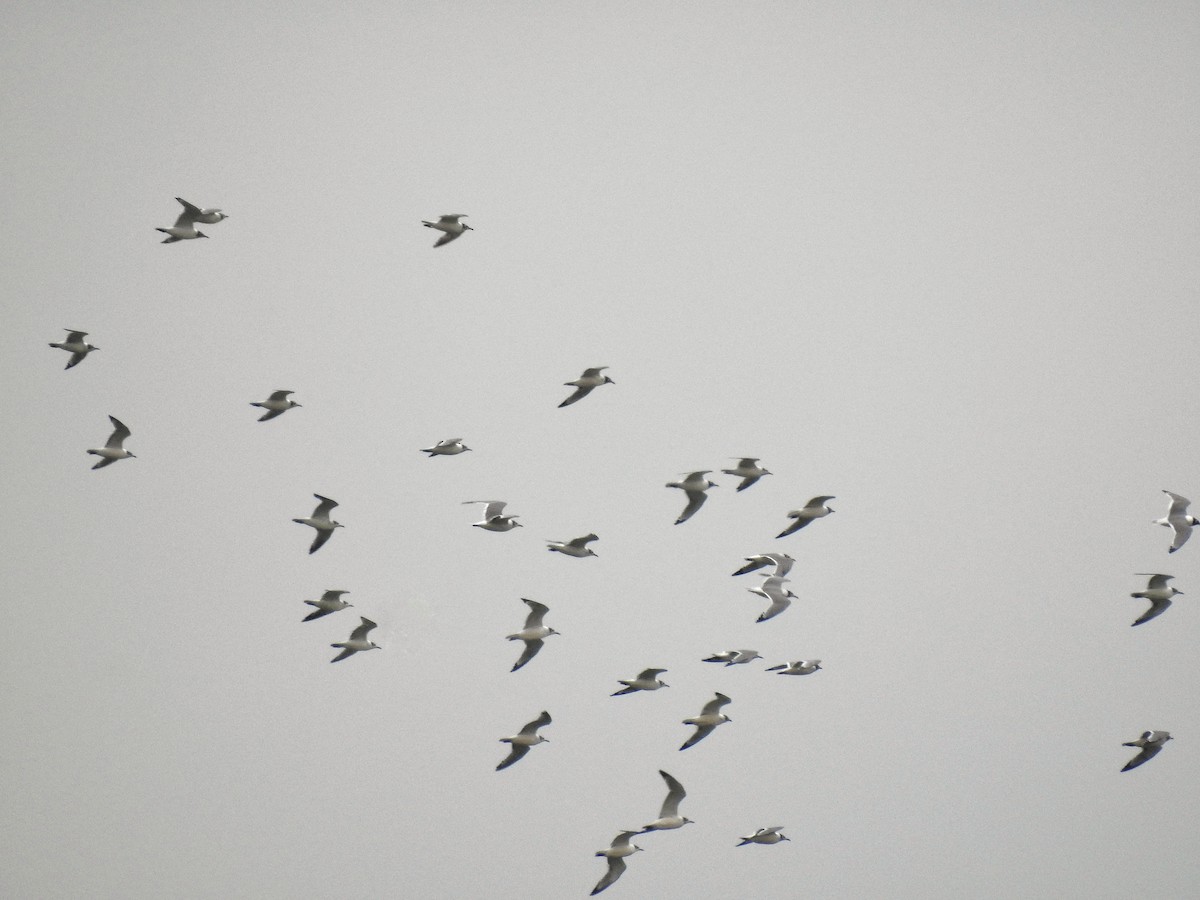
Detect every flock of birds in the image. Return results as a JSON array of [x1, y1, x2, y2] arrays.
[[48, 197, 1189, 894]]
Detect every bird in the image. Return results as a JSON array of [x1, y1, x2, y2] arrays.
[[737, 826, 790, 846], [639, 770, 692, 832], [302, 590, 352, 622], [591, 831, 643, 896], [250, 390, 301, 422], [766, 660, 822, 676], [87, 416, 135, 469], [422, 214, 472, 247], [667, 471, 718, 525], [292, 494, 343, 554], [496, 711, 551, 770], [547, 533, 599, 557], [1130, 574, 1182, 626], [49, 329, 99, 369], [777, 496, 836, 538], [612, 668, 669, 696], [1121, 731, 1172, 772], [174, 196, 228, 224], [506, 599, 559, 672], [1155, 490, 1197, 553], [155, 197, 223, 242], [463, 500, 522, 532], [703, 649, 761, 667], [421, 438, 471, 457], [748, 574, 796, 623], [680, 693, 732, 750], [732, 552, 795, 578], [330, 617, 380, 663], [721, 458, 772, 491], [559, 367, 615, 408]]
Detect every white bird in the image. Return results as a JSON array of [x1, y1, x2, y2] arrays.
[[156, 197, 223, 242], [777, 496, 836, 538], [612, 668, 669, 696], [292, 494, 343, 554], [506, 598, 559, 672], [421, 438, 471, 457], [464, 500, 522, 532], [1130, 574, 1182, 626], [302, 590, 352, 622], [703, 649, 761, 667], [87, 416, 135, 469], [1121, 731, 1172, 772], [591, 831, 643, 896], [733, 552, 795, 578], [559, 367, 615, 408], [680, 693, 732, 751], [748, 574, 796, 623], [175, 196, 228, 224], [639, 770, 693, 832], [250, 390, 301, 422], [330, 617, 380, 663], [1155, 490, 1197, 554], [49, 329, 99, 369], [422, 214, 472, 247], [667, 471, 718, 525], [547, 533, 599, 557], [737, 826, 790, 846], [766, 659, 822, 676], [496, 710, 551, 770], [721, 457, 772, 492]]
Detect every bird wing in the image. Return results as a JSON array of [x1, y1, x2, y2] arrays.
[[558, 385, 593, 407], [519, 711, 552, 736], [569, 533, 599, 548], [267, 390, 293, 401], [675, 490, 708, 525], [312, 495, 339, 517], [777, 517, 811, 538], [329, 647, 356, 663], [679, 724, 716, 751], [482, 500, 508, 519], [701, 693, 732, 716], [511, 639, 544, 672], [496, 743, 531, 771], [1121, 744, 1162, 771], [733, 556, 769, 576], [735, 474, 762, 492], [1132, 597, 1172, 626], [580, 366, 608, 378], [1164, 490, 1192, 516], [591, 856, 627, 895], [433, 230, 461, 247], [257, 408, 285, 422], [303, 608, 335, 622], [638, 668, 667, 679], [66, 351, 87, 369], [1140, 574, 1173, 590], [349, 618, 377, 641], [65, 330, 88, 342], [806, 495, 836, 507], [308, 529, 334, 554], [174, 197, 203, 227], [659, 770, 686, 817], [1169, 522, 1193, 553], [522, 598, 550, 628], [757, 596, 792, 622], [105, 416, 131, 449]]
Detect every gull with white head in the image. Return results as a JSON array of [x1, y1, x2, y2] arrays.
[[612, 668, 669, 696], [1130, 574, 1182, 626], [680, 693, 732, 751], [87, 416, 135, 469], [330, 617, 380, 663], [547, 533, 599, 558], [639, 770, 693, 832], [292, 494, 343, 554], [721, 457, 772, 492], [737, 826, 790, 846], [703, 649, 761, 667], [156, 197, 223, 243], [302, 590, 352, 622], [748, 574, 796, 623], [667, 471, 718, 525], [766, 659, 822, 676], [496, 711, 551, 771], [733, 552, 795, 578], [777, 496, 835, 538], [421, 438, 471, 457], [49, 329, 99, 370], [591, 831, 643, 896], [559, 367, 615, 408], [250, 390, 301, 422], [1155, 490, 1197, 554], [506, 599, 559, 672], [464, 500, 522, 532], [422, 214, 472, 247]]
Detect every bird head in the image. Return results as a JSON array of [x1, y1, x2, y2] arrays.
[[549, 628, 562, 636], [604, 376, 615, 384], [198, 231, 210, 239], [463, 223, 474, 231], [333, 521, 344, 529], [89, 344, 100, 351]]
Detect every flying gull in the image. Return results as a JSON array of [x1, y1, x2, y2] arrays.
[[87, 416, 135, 469], [506, 598, 559, 672], [1130, 574, 1182, 626], [330, 617, 380, 663], [422, 214, 472, 247], [464, 500, 522, 532], [547, 533, 599, 558], [680, 693, 732, 751], [49, 329, 99, 369], [667, 471, 718, 525], [766, 660, 822, 676], [737, 826, 790, 846], [559, 367, 615, 408], [612, 668, 669, 696], [1120, 731, 1172, 772], [496, 711, 552, 771], [639, 770, 693, 832], [777, 496, 835, 538], [250, 390, 301, 422], [421, 438, 471, 457], [732, 552, 795, 578], [293, 494, 343, 554], [590, 831, 643, 896], [721, 458, 772, 492], [303, 590, 352, 622], [1155, 490, 1197, 554]]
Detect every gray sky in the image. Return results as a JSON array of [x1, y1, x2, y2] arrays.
[[4, 3, 1199, 898]]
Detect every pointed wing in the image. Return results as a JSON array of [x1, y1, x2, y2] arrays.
[[680, 724, 716, 751], [330, 647, 356, 663], [591, 856, 627, 895], [637, 668, 667, 680], [519, 710, 552, 736], [105, 416, 131, 449], [496, 743, 530, 771], [1142, 574, 1173, 590], [559, 385, 593, 407], [735, 474, 763, 492], [267, 390, 293, 401], [675, 490, 708, 525], [511, 639, 544, 672], [1164, 490, 1192, 516], [349, 618, 377, 642], [481, 500, 508, 519], [733, 556, 770, 576], [91, 456, 117, 470], [658, 770, 686, 817], [522, 598, 550, 628], [174, 197, 203, 227], [1132, 597, 1172, 626], [1168, 522, 1193, 553], [312, 495, 339, 518], [433, 230, 461, 247], [1121, 744, 1163, 771], [568, 534, 599, 549], [66, 351, 88, 369], [777, 517, 811, 538], [308, 529, 333, 554], [701, 693, 732, 716], [65, 330, 88, 342], [757, 596, 792, 622], [303, 607, 336, 622], [806, 495, 836, 507], [257, 408, 285, 422]]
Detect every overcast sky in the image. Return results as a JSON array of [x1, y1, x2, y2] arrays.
[[4, 3, 1199, 898]]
